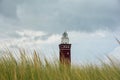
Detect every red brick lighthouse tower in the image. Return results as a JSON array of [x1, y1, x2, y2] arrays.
[[59, 32, 71, 65]]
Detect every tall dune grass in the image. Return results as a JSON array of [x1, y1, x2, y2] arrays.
[[115, 37, 120, 45], [0, 50, 120, 80]]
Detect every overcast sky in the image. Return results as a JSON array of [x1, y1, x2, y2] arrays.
[[0, 0, 120, 64]]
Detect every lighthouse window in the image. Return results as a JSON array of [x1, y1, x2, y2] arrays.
[[67, 52, 69, 55]]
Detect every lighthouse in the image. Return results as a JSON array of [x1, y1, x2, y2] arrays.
[[59, 32, 71, 65]]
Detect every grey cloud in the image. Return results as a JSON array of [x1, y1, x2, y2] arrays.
[[0, 0, 24, 18], [16, 0, 120, 32], [0, 0, 120, 34], [6, 32, 21, 38]]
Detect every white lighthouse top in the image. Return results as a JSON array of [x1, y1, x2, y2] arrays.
[[61, 31, 69, 44]]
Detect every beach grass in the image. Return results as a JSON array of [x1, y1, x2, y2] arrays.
[[0, 50, 120, 80]]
